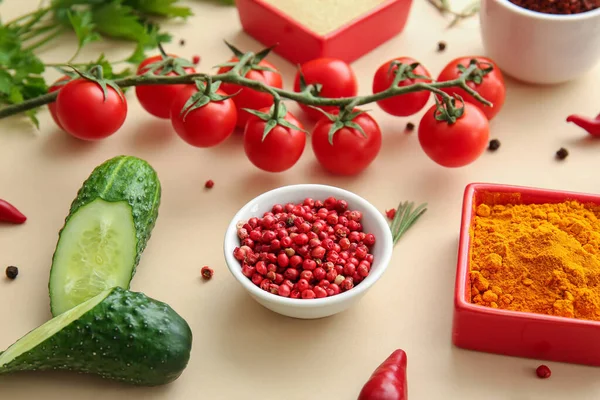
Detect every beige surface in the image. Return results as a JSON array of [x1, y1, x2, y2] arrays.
[[1, 0, 600, 399], [262, 0, 389, 35]]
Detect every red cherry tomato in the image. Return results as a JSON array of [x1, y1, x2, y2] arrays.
[[217, 58, 283, 129], [372, 57, 432, 117], [437, 56, 505, 120], [135, 54, 196, 119], [170, 85, 237, 148], [418, 102, 489, 168], [293, 58, 358, 120], [243, 108, 306, 173], [48, 76, 71, 130], [56, 79, 127, 141], [311, 111, 382, 176]]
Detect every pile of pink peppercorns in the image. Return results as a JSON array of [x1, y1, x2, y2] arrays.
[[233, 197, 376, 299]]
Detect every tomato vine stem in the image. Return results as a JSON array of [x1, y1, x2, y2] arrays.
[[0, 49, 491, 120]]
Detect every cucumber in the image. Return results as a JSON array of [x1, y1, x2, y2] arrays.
[[0, 287, 192, 386], [49, 155, 161, 316]]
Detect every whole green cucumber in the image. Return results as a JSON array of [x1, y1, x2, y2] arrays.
[[0, 287, 192, 386], [49, 155, 161, 316]]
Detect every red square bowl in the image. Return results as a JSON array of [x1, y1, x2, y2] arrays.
[[235, 0, 414, 65], [453, 182, 600, 366]]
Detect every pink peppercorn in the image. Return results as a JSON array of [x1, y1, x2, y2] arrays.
[[277, 253, 289, 268], [314, 267, 326, 281], [302, 259, 317, 271], [297, 278, 310, 292], [234, 198, 376, 299], [300, 270, 313, 282], [251, 273, 263, 286], [278, 284, 291, 297]]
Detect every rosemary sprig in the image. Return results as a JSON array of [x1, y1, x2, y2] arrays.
[[390, 201, 428, 246], [427, 0, 480, 28]]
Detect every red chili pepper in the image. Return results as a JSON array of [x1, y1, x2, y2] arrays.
[[566, 113, 600, 137], [0, 199, 27, 224], [357, 349, 408, 400]]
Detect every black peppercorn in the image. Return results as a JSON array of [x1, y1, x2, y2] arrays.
[[405, 122, 415, 132], [488, 139, 501, 151], [179, 39, 186, 46], [437, 41, 447, 52], [556, 148, 569, 160], [5, 266, 18, 280]]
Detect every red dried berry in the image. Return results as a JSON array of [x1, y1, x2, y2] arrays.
[[201, 266, 214, 280], [536, 365, 551, 379], [205, 180, 214, 189], [192, 55, 201, 64], [385, 209, 396, 220]]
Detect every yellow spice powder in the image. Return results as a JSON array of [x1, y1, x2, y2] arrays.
[[469, 198, 600, 321]]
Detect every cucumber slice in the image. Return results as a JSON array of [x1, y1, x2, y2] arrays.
[[0, 287, 192, 386], [49, 155, 161, 316], [49, 199, 137, 316], [0, 289, 110, 368]]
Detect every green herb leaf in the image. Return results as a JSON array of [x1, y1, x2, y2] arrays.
[[390, 201, 428, 246], [123, 0, 193, 18], [92, 1, 149, 42], [0, 70, 13, 95], [68, 9, 100, 51]]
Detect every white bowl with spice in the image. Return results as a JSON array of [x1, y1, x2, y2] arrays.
[[223, 184, 394, 319], [479, 0, 600, 85]]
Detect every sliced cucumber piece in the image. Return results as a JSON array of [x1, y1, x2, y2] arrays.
[[49, 155, 161, 316], [0, 289, 110, 368], [49, 199, 136, 316], [0, 287, 192, 386]]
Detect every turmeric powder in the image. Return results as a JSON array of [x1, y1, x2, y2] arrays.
[[469, 197, 600, 321]]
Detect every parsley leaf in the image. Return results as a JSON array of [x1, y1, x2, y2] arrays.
[[124, 0, 193, 18], [92, 1, 149, 42], [67, 9, 100, 51]]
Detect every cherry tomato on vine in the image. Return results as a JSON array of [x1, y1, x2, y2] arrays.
[[170, 85, 237, 148], [135, 54, 196, 119], [48, 76, 72, 130], [244, 107, 306, 173], [437, 56, 505, 120], [372, 57, 432, 117], [418, 102, 489, 168], [56, 79, 127, 141], [311, 111, 382, 176], [217, 58, 283, 129], [293, 58, 358, 120]]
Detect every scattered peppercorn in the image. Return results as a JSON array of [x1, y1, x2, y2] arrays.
[[437, 41, 447, 52], [233, 197, 376, 299], [385, 209, 396, 220], [556, 148, 569, 160], [536, 365, 551, 379], [509, 0, 599, 15], [201, 266, 214, 280], [488, 139, 501, 151], [405, 122, 415, 132], [179, 39, 186, 46], [205, 179, 214, 189], [192, 55, 201, 65], [5, 266, 18, 280]]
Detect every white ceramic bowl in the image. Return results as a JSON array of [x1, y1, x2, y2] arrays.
[[223, 184, 394, 319], [480, 0, 600, 85]]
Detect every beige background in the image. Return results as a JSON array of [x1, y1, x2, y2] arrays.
[[1, 0, 600, 399]]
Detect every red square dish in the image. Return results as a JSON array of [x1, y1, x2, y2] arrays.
[[453, 183, 600, 366], [235, 0, 414, 65]]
